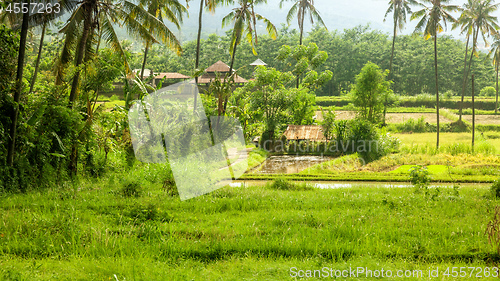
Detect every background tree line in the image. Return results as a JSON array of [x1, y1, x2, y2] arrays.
[[136, 24, 496, 98]]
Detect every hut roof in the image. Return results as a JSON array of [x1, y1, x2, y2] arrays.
[[283, 125, 326, 141], [127, 69, 152, 79], [250, 59, 267, 66], [206, 60, 231, 72], [155, 72, 190, 79]]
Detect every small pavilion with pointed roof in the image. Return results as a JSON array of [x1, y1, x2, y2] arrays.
[[250, 59, 267, 66], [197, 60, 248, 85]]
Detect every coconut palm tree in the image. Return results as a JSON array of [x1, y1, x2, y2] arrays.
[[457, 0, 499, 120], [57, 0, 169, 108], [7, 1, 30, 167], [279, 0, 326, 46], [221, 0, 277, 115], [384, 0, 417, 81], [139, 0, 186, 80], [411, 0, 459, 149], [383, 0, 417, 124], [222, 0, 277, 75], [57, 0, 171, 173], [490, 33, 500, 114], [454, 0, 475, 121], [194, 0, 233, 83], [280, 0, 326, 88], [5, 0, 78, 165]]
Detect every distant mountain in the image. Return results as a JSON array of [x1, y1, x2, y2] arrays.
[[177, 0, 395, 42], [46, 0, 485, 50], [176, 0, 473, 43]]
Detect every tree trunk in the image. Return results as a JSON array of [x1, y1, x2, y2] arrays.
[[384, 18, 397, 125], [68, 5, 92, 175], [458, 34, 470, 121], [7, 1, 30, 166], [296, 6, 305, 88], [389, 18, 397, 81], [224, 35, 240, 115], [496, 63, 499, 114], [433, 33, 440, 149], [140, 42, 150, 80], [194, 0, 204, 112], [472, 74, 475, 153], [68, 6, 92, 108], [460, 27, 479, 120], [29, 21, 46, 94], [299, 5, 305, 46], [95, 26, 103, 55], [195, 0, 204, 79], [229, 35, 239, 76]]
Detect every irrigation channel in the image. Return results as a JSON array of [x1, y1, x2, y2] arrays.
[[230, 181, 489, 189], [251, 155, 335, 174]]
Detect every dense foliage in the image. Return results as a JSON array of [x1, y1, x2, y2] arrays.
[[138, 25, 496, 97]]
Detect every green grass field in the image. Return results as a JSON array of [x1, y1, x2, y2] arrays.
[[394, 132, 500, 152], [1, 179, 500, 280]]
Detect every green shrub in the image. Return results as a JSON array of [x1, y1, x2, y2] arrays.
[[121, 180, 142, 197], [395, 117, 428, 133], [409, 165, 430, 194], [347, 118, 379, 162], [443, 90, 455, 99], [491, 179, 500, 198], [480, 86, 496, 97], [269, 178, 314, 191]]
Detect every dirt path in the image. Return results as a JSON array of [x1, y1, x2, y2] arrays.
[[462, 115, 500, 125]]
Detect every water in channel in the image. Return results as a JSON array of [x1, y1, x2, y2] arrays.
[[253, 155, 333, 174]]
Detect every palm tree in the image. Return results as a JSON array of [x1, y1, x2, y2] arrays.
[[56, 0, 170, 173], [490, 33, 500, 114], [222, 0, 277, 76], [139, 0, 186, 80], [221, 0, 277, 114], [411, 0, 459, 149], [57, 0, 169, 108], [29, 17, 50, 94], [5, 1, 77, 165], [279, 0, 326, 46], [7, 0, 30, 166], [280, 0, 326, 88], [457, 0, 499, 121], [383, 0, 417, 124], [194, 0, 233, 84], [454, 0, 475, 121], [384, 0, 416, 81]]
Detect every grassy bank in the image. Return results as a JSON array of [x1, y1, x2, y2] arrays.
[[244, 132, 500, 183], [1, 179, 499, 280]]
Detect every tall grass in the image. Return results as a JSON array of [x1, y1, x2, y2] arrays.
[[0, 181, 497, 279], [401, 139, 496, 156]]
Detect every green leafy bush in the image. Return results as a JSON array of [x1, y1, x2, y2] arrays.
[[409, 165, 430, 194], [121, 180, 142, 197], [480, 86, 496, 97], [269, 178, 314, 191], [394, 117, 428, 133], [346, 118, 398, 162], [491, 179, 500, 198]]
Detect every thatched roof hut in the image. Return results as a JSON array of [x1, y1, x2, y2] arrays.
[[198, 61, 248, 84], [283, 125, 326, 141]]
